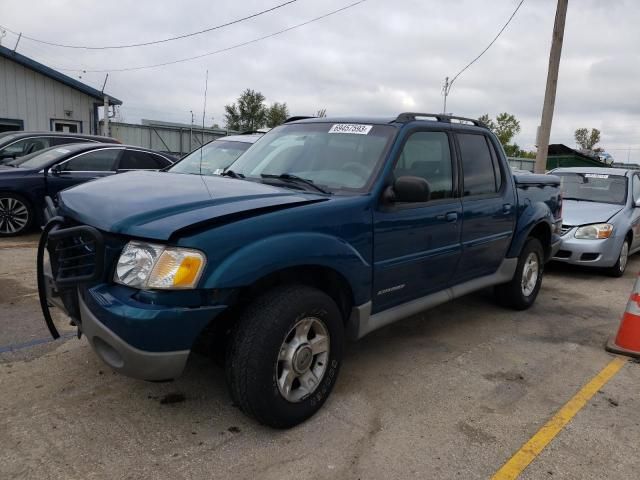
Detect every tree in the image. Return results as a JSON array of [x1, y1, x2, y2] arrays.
[[574, 128, 601, 150], [478, 112, 521, 156], [224, 89, 267, 132], [266, 102, 289, 128]]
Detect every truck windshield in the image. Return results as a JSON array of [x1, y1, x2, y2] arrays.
[[556, 172, 627, 205], [169, 140, 252, 176], [228, 123, 397, 193]]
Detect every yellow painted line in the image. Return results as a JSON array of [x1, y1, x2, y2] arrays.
[[491, 356, 627, 480]]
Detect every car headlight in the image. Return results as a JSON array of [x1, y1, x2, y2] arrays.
[[574, 223, 613, 240], [114, 241, 206, 290]]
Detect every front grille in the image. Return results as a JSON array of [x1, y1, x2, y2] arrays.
[[560, 225, 574, 236], [48, 225, 104, 285]]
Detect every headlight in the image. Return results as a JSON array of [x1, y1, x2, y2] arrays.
[[114, 241, 206, 290], [574, 223, 613, 240]]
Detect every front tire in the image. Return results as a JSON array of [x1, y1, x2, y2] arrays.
[[605, 239, 629, 278], [0, 193, 33, 237], [226, 285, 344, 428], [495, 237, 544, 310]]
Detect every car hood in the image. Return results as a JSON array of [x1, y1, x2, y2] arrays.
[[561, 199, 624, 226], [58, 171, 327, 240]]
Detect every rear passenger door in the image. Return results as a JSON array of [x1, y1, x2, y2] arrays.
[[373, 129, 462, 312], [452, 132, 516, 283], [117, 149, 171, 171]]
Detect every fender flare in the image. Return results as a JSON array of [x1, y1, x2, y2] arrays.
[[202, 232, 371, 305], [507, 202, 555, 258]]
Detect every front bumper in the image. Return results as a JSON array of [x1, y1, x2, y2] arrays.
[[79, 294, 191, 381], [77, 286, 227, 381], [552, 228, 622, 267]]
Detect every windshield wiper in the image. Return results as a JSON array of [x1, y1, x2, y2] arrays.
[[261, 173, 331, 194], [221, 169, 245, 179]]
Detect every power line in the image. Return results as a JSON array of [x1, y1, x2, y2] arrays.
[[0, 0, 301, 50], [54, 0, 367, 73], [442, 0, 525, 111]]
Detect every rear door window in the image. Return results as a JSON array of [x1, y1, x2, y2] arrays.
[[119, 150, 165, 170], [60, 148, 121, 172], [458, 133, 500, 196]]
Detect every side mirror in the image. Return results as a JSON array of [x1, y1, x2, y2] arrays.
[[391, 176, 431, 203], [49, 164, 62, 176], [635, 199, 640, 208]]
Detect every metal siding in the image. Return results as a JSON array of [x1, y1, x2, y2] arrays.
[[107, 122, 226, 155], [0, 58, 97, 131]]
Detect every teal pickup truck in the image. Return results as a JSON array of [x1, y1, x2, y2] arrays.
[[39, 113, 562, 427]]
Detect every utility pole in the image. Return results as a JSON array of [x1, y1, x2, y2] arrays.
[[534, 0, 569, 173], [103, 96, 110, 137], [190, 110, 194, 152], [442, 76, 450, 114]]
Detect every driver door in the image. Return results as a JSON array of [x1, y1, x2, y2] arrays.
[[46, 147, 123, 198], [372, 129, 462, 313]]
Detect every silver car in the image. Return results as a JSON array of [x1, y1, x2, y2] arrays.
[[551, 167, 640, 276]]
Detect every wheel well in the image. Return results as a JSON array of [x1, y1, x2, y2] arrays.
[[626, 230, 633, 245], [241, 266, 354, 322], [528, 222, 551, 260], [192, 266, 355, 357]]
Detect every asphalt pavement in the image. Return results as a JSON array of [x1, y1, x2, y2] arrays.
[[1, 233, 639, 480]]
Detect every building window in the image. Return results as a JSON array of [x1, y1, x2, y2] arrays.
[[0, 118, 24, 133], [51, 119, 82, 133]]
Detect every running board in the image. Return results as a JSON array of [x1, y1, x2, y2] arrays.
[[348, 258, 517, 340]]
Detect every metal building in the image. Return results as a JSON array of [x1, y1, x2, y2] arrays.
[[0, 45, 121, 134]]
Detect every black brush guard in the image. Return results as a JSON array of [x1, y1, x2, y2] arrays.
[[37, 198, 105, 339]]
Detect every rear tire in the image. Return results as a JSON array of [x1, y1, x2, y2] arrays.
[[605, 239, 629, 278], [495, 237, 544, 310], [0, 193, 33, 237], [225, 285, 344, 428]]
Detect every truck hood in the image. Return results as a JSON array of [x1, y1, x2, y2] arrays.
[[561, 199, 624, 226], [58, 171, 327, 240]]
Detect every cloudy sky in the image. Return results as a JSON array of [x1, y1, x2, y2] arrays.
[[2, 0, 639, 161]]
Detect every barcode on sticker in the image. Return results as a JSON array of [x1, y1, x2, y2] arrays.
[[328, 124, 373, 135], [585, 174, 609, 179]]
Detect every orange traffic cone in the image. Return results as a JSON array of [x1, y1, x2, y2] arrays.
[[606, 275, 640, 359]]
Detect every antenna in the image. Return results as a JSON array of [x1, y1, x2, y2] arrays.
[[199, 69, 209, 176]]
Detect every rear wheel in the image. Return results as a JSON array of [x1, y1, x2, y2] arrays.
[[495, 237, 544, 310], [226, 285, 344, 428], [0, 193, 33, 236], [605, 239, 629, 278]]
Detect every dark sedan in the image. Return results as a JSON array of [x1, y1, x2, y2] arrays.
[[0, 143, 175, 236]]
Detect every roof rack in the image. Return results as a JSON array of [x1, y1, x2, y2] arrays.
[[393, 112, 486, 127], [284, 116, 316, 123]]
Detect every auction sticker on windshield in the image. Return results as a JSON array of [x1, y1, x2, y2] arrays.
[[329, 124, 373, 135]]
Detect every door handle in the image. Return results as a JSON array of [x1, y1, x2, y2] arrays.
[[503, 203, 512, 214], [437, 212, 458, 222]]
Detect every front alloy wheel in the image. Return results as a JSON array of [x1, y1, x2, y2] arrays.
[[606, 240, 629, 277], [276, 317, 330, 402], [0, 195, 32, 236]]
